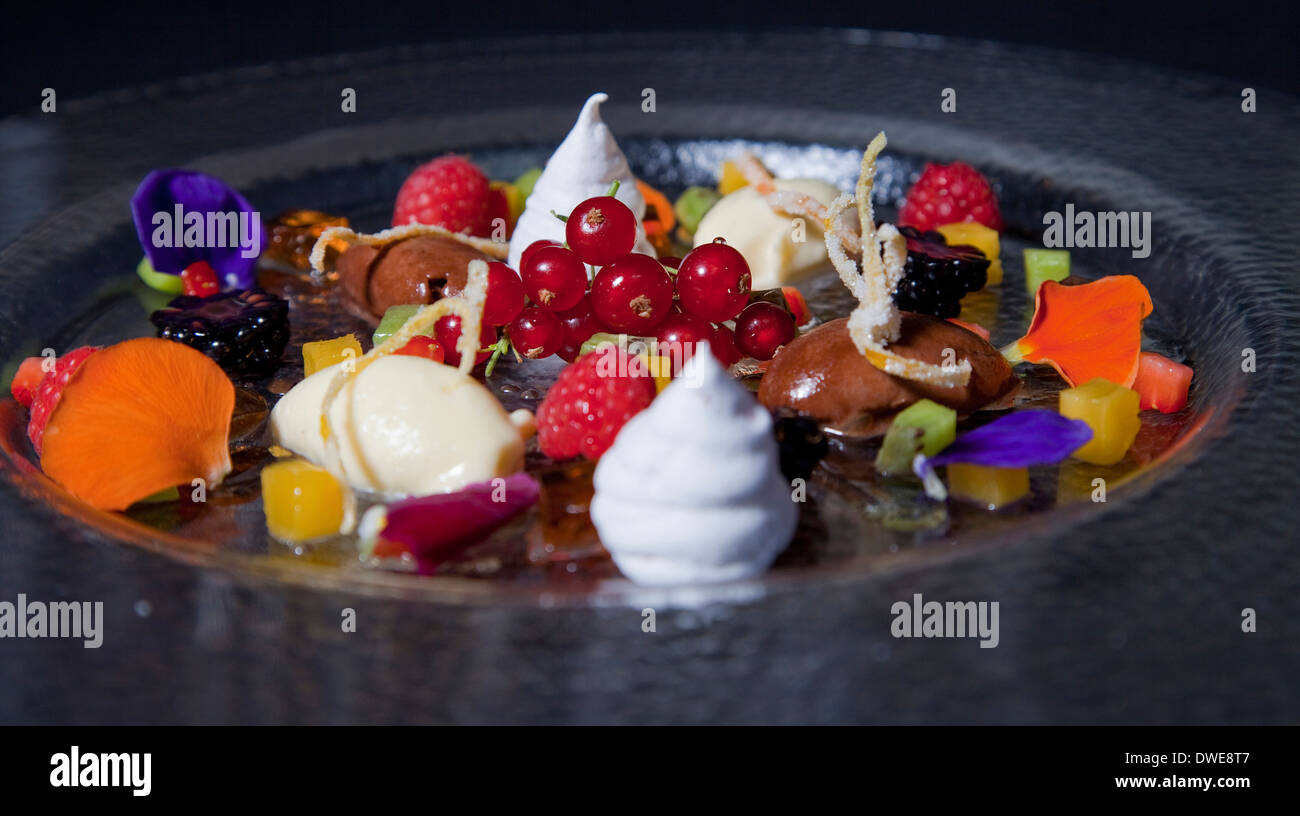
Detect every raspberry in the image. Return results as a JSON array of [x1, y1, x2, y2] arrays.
[[9, 356, 46, 407], [537, 346, 656, 461], [898, 162, 1004, 232], [392, 155, 494, 237], [27, 346, 98, 455]]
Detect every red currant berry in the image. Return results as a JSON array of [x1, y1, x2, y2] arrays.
[[734, 302, 796, 361], [393, 335, 446, 364], [480, 261, 526, 326], [521, 239, 560, 271], [676, 239, 752, 323], [521, 245, 587, 311], [555, 292, 605, 348], [181, 260, 221, 297], [434, 314, 496, 367], [508, 306, 564, 359], [709, 323, 743, 366], [655, 310, 711, 374], [566, 196, 638, 266], [658, 256, 682, 271], [590, 254, 675, 334], [556, 341, 583, 363]]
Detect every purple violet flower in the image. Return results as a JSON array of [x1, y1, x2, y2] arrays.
[[130, 169, 264, 289], [914, 410, 1093, 500]]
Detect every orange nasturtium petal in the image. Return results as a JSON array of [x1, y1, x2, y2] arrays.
[[635, 179, 675, 243], [1009, 275, 1153, 387]]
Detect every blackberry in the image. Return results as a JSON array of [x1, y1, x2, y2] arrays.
[[770, 408, 829, 483], [892, 225, 990, 319], [150, 289, 290, 376]]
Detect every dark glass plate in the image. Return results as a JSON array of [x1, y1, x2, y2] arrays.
[[0, 31, 1295, 722]]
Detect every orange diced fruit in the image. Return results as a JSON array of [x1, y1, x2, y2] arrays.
[[718, 160, 749, 195], [302, 335, 362, 377], [1059, 377, 1141, 465], [947, 463, 1030, 509], [938, 223, 1000, 287], [260, 458, 346, 542], [985, 258, 1004, 286], [937, 222, 1000, 261], [1131, 351, 1192, 413]]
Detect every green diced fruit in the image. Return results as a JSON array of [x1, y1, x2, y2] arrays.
[[514, 168, 543, 202], [875, 399, 957, 476], [579, 332, 626, 358], [674, 186, 721, 235], [137, 485, 181, 503], [372, 304, 433, 346], [1023, 248, 1070, 294], [136, 256, 184, 294]]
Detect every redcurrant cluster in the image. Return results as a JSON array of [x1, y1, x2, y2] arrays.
[[485, 187, 800, 370]]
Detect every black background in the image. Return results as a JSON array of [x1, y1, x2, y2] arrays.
[[1, 0, 1295, 117]]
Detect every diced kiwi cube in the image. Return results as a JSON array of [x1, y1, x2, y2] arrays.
[[674, 186, 721, 235], [136, 256, 184, 294], [875, 399, 957, 476], [1023, 249, 1071, 294], [513, 168, 543, 202], [372, 304, 431, 346]]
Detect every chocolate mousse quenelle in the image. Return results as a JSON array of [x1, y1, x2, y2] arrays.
[[757, 133, 1018, 435], [320, 226, 506, 324]]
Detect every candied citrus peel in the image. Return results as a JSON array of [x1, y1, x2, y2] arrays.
[[1003, 276, 1153, 387], [315, 259, 491, 498], [821, 133, 972, 388], [736, 152, 864, 255]]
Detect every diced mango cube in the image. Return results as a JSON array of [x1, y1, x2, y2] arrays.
[[636, 352, 673, 393], [260, 459, 346, 542], [1024, 249, 1070, 294], [1059, 377, 1141, 465], [718, 160, 749, 195], [937, 222, 1000, 261], [947, 463, 1030, 509], [302, 334, 362, 376], [490, 180, 525, 225], [985, 258, 1004, 286]]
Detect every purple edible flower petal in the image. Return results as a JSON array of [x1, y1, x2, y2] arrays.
[[913, 410, 1093, 498], [130, 169, 264, 289], [379, 473, 540, 574]]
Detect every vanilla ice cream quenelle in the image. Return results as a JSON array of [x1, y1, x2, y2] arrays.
[[590, 346, 798, 585], [270, 355, 529, 498], [507, 92, 656, 270], [693, 178, 841, 289]]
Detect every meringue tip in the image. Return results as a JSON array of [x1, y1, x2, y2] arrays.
[[580, 92, 610, 118]]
